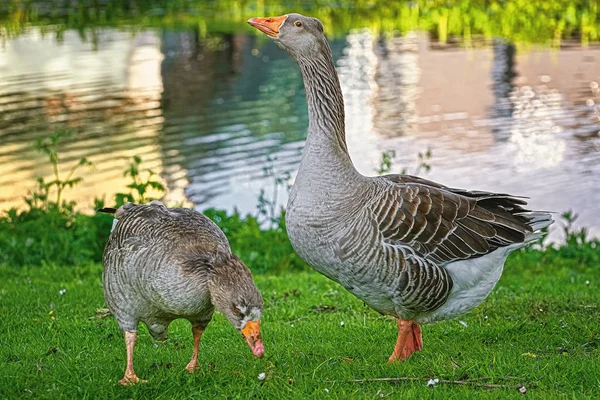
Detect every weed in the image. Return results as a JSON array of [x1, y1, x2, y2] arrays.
[[203, 208, 307, 274], [412, 148, 432, 176], [560, 210, 590, 247], [256, 155, 292, 227], [376, 150, 396, 175], [113, 156, 166, 206], [376, 148, 432, 176], [26, 131, 92, 212]]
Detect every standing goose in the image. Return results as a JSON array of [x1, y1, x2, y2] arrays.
[[100, 201, 264, 385], [248, 14, 553, 361]]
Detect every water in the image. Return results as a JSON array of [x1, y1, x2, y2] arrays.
[[1, 6, 600, 240]]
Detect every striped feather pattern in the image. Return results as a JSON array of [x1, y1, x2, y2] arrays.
[[379, 174, 536, 265], [331, 174, 546, 315], [310, 171, 548, 317]]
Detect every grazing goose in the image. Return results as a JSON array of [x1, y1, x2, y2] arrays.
[[100, 201, 264, 385], [248, 14, 553, 361]]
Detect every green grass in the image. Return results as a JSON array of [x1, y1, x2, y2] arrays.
[[1, 249, 599, 399]]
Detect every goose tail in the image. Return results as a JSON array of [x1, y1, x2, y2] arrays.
[[518, 211, 554, 243], [97, 202, 142, 219], [97, 207, 117, 214]]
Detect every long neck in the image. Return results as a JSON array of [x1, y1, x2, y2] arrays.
[[296, 46, 356, 172]]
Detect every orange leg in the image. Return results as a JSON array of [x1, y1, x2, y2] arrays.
[[388, 319, 423, 362], [119, 331, 146, 385], [185, 326, 204, 373]]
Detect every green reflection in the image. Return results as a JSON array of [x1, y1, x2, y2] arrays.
[[1, 0, 599, 45]]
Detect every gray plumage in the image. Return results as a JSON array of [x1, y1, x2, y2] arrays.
[[101, 201, 264, 384], [249, 13, 553, 360]]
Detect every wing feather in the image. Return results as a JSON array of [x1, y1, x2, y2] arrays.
[[349, 174, 552, 316], [374, 175, 538, 265]]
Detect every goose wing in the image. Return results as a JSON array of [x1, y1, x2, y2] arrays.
[[102, 202, 173, 272], [103, 202, 229, 271], [374, 174, 542, 265], [349, 174, 551, 316], [107, 202, 227, 249]]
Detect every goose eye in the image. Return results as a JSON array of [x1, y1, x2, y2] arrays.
[[294, 21, 303, 28], [233, 306, 241, 314]]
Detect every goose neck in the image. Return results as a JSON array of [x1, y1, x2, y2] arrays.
[[296, 49, 354, 170]]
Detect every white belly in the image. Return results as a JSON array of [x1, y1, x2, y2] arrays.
[[417, 245, 516, 324]]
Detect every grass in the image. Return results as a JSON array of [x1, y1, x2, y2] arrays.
[[1, 249, 598, 399]]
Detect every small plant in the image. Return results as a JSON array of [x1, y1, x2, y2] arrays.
[[256, 155, 291, 226], [376, 148, 432, 176], [412, 148, 433, 176], [560, 210, 590, 247], [376, 150, 396, 175], [25, 131, 93, 212], [113, 156, 166, 206]]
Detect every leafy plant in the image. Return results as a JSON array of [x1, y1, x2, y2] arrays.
[[113, 156, 166, 206], [376, 150, 396, 175], [376, 148, 432, 176], [3, 0, 600, 46], [560, 210, 590, 247], [256, 155, 291, 227], [0, 206, 112, 266], [0, 130, 107, 267], [412, 148, 433, 176], [25, 131, 92, 212]]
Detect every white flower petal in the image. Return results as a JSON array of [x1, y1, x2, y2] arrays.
[[519, 386, 527, 393]]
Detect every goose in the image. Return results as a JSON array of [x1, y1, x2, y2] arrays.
[[100, 201, 264, 385], [248, 14, 553, 361]]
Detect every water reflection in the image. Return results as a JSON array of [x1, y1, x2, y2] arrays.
[[0, 26, 599, 239], [337, 30, 379, 173], [508, 85, 566, 172], [0, 29, 167, 209], [374, 32, 421, 139], [490, 39, 516, 121]]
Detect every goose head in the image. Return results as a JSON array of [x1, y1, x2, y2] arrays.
[[229, 298, 264, 358], [248, 13, 328, 60], [209, 255, 264, 358]]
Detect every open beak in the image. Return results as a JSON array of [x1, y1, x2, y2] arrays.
[[247, 16, 287, 37], [240, 320, 264, 358]]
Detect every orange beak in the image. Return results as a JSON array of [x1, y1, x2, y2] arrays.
[[241, 320, 264, 358], [247, 15, 288, 37]]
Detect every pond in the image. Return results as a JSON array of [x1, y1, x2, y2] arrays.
[[1, 1, 599, 240]]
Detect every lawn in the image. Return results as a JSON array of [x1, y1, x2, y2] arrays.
[[0, 249, 598, 399]]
